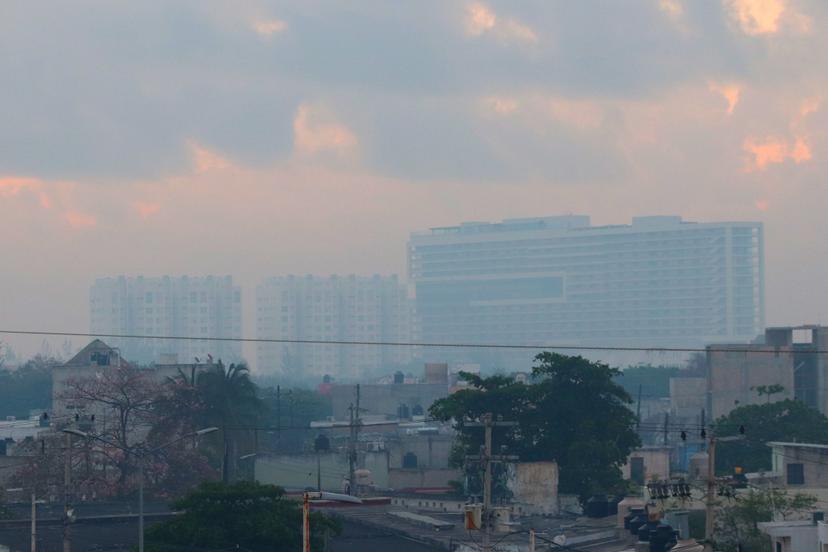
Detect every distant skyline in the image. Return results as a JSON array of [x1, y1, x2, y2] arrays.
[[2, 1, 827, 361]]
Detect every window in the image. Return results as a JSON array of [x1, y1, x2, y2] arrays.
[[787, 463, 804, 485]]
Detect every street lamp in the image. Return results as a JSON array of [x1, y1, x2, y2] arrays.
[[301, 491, 361, 552], [62, 426, 218, 552]]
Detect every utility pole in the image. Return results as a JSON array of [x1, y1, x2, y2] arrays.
[[276, 385, 281, 445], [62, 431, 72, 552], [346, 385, 362, 496], [529, 528, 535, 552], [347, 403, 355, 495], [636, 384, 642, 431], [704, 433, 717, 548], [704, 430, 745, 549], [30, 490, 36, 552], [663, 412, 669, 446], [465, 413, 518, 552]]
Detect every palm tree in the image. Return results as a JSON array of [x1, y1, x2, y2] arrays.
[[197, 361, 262, 482]]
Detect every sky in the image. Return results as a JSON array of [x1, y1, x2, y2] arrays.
[[1, 0, 827, 360]]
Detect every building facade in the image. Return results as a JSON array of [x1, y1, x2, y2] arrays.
[[256, 275, 414, 377], [408, 215, 764, 368], [706, 326, 828, 420], [90, 275, 242, 365]]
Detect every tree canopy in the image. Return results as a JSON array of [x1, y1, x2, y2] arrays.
[[0, 355, 56, 419], [714, 399, 828, 474], [613, 364, 682, 399], [430, 352, 640, 502], [145, 481, 340, 552]]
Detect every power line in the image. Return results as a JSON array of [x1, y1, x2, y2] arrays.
[[1, 328, 825, 355]]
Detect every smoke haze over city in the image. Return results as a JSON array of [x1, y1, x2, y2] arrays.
[[2, 1, 828, 360]]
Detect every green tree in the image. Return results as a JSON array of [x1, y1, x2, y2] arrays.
[[145, 481, 340, 552], [260, 387, 332, 453], [614, 364, 682, 399], [430, 353, 641, 503], [196, 362, 263, 482], [713, 399, 828, 474], [0, 355, 57, 419], [715, 487, 816, 552], [752, 384, 786, 403]]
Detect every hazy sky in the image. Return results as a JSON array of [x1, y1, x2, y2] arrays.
[[1, 0, 827, 360]]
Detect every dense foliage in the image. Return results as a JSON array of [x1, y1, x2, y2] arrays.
[[430, 352, 641, 502], [145, 481, 340, 552], [614, 364, 682, 399], [713, 399, 828, 474], [0, 356, 56, 419]]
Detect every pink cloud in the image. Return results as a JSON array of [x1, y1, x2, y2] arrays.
[[708, 82, 741, 114], [484, 97, 519, 115], [659, 0, 684, 20], [726, 0, 785, 34], [743, 136, 811, 171], [463, 2, 537, 43], [800, 97, 821, 117], [545, 97, 604, 130], [725, 0, 810, 35], [251, 19, 287, 37], [64, 211, 97, 228], [0, 176, 41, 197], [190, 142, 231, 173], [134, 201, 161, 218], [38, 192, 52, 209], [293, 104, 358, 156]]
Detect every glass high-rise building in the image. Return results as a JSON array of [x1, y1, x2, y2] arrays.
[[89, 275, 242, 365], [408, 216, 764, 368]]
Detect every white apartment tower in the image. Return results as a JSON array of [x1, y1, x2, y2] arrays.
[[89, 276, 242, 364], [256, 275, 414, 378], [408, 215, 765, 368]]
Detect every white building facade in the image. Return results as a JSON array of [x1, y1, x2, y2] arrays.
[[408, 215, 764, 368], [89, 275, 242, 365], [256, 275, 414, 378]]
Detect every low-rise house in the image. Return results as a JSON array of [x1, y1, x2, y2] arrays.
[[769, 442, 828, 489], [622, 446, 671, 484], [759, 516, 823, 552]]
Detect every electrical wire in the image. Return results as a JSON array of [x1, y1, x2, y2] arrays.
[[1, 328, 825, 355]]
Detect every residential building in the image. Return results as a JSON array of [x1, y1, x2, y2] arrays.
[[329, 364, 450, 420], [408, 215, 764, 368], [256, 274, 414, 377], [706, 325, 828, 419], [622, 446, 672, 484], [90, 275, 242, 365], [52, 339, 214, 430], [770, 442, 828, 489], [759, 518, 822, 552]]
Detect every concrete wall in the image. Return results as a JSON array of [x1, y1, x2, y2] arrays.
[[388, 468, 462, 489], [759, 521, 818, 552], [388, 434, 453, 470], [772, 445, 828, 489], [506, 461, 559, 516], [670, 377, 706, 419], [330, 383, 448, 420], [622, 448, 671, 482], [255, 450, 390, 490], [707, 345, 794, 420]]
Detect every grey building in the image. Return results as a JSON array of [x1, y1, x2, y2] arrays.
[[90, 275, 242, 365], [256, 275, 414, 378], [707, 325, 828, 419], [408, 215, 764, 368]]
